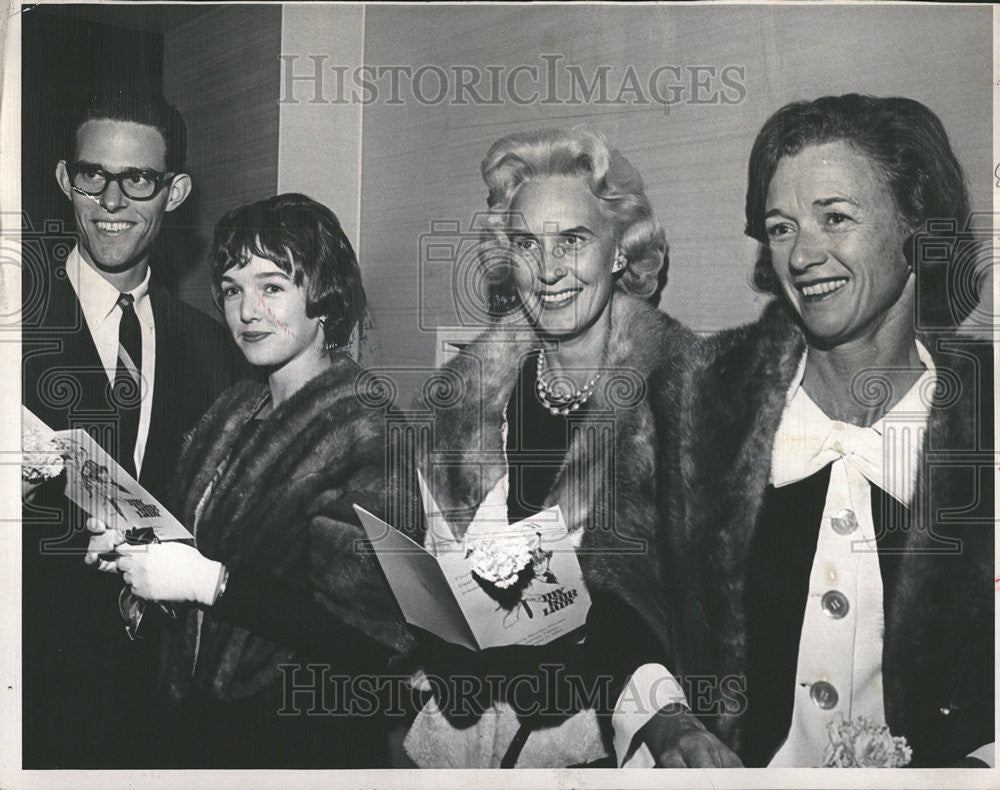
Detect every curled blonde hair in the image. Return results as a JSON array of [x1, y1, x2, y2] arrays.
[[480, 126, 667, 299]]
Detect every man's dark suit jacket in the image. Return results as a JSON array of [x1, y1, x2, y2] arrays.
[[22, 252, 248, 768]]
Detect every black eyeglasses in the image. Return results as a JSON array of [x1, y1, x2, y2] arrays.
[[66, 161, 175, 201]]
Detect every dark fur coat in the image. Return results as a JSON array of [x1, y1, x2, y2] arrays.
[[657, 299, 994, 767], [161, 355, 413, 705], [413, 291, 697, 660]]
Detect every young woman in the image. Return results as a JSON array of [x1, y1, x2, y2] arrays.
[[86, 193, 413, 767]]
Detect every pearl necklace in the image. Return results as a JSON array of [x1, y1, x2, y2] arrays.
[[535, 349, 602, 416]]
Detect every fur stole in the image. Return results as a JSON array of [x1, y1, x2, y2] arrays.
[[162, 355, 413, 703], [667, 298, 993, 765], [411, 291, 699, 653]]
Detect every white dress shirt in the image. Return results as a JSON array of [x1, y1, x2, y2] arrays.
[[66, 246, 156, 476], [615, 340, 994, 767]]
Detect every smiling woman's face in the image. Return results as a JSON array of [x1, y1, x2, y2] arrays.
[[764, 140, 914, 348], [507, 175, 617, 339], [219, 253, 324, 370]]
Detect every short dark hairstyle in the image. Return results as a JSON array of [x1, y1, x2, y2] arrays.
[[745, 94, 973, 327], [210, 193, 366, 350], [71, 91, 188, 172]]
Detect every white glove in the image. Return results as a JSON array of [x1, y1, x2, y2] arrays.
[[115, 541, 224, 606], [84, 517, 125, 573]]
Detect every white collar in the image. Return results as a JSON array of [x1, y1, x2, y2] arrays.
[[66, 245, 151, 325], [771, 340, 936, 505], [782, 338, 935, 404]]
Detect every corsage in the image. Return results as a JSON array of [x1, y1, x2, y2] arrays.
[[22, 424, 68, 484], [823, 713, 912, 768]]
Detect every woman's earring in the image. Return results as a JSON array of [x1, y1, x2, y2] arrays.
[[612, 248, 627, 273], [318, 316, 328, 326]]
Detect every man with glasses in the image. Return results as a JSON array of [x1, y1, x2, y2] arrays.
[[22, 91, 245, 768]]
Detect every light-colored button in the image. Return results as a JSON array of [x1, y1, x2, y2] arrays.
[[821, 589, 850, 619], [832, 421, 844, 432], [833, 440, 845, 455], [830, 509, 858, 535], [810, 681, 838, 710]]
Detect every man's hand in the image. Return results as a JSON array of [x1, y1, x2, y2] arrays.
[[638, 703, 743, 767], [84, 517, 125, 572]]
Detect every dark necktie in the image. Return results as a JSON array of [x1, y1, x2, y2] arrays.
[[114, 292, 142, 478]]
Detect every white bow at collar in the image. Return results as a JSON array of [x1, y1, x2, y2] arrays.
[[770, 341, 936, 507]]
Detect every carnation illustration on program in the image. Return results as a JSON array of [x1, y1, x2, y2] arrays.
[[467, 535, 534, 589], [466, 529, 560, 626]]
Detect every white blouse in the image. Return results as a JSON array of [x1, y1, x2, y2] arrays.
[[768, 342, 932, 765], [617, 340, 992, 767]]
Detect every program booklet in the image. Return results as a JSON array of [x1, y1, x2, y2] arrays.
[[354, 475, 591, 650], [22, 406, 192, 541]]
